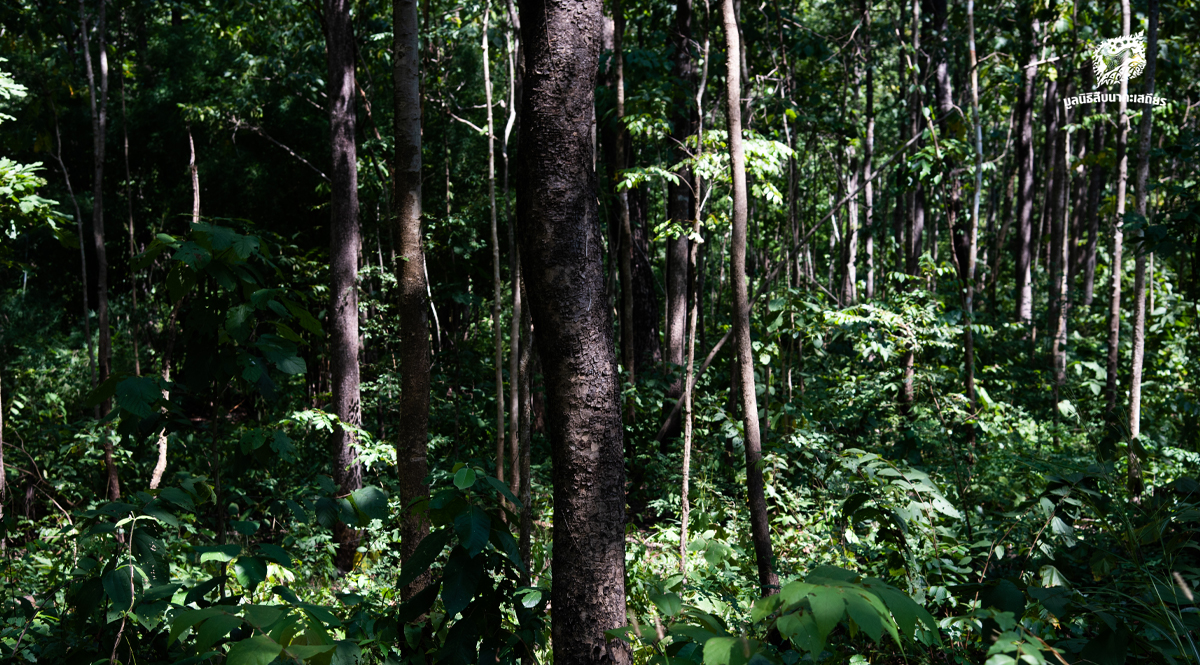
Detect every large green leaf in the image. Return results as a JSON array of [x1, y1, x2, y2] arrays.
[[115, 377, 161, 418], [102, 566, 137, 610], [348, 485, 389, 525], [844, 593, 886, 643], [195, 544, 242, 563], [234, 556, 268, 591], [807, 587, 845, 643], [224, 634, 283, 665], [454, 505, 492, 557], [195, 613, 242, 651], [651, 592, 683, 618], [397, 527, 452, 591], [441, 547, 484, 618], [131, 528, 170, 586], [702, 636, 754, 665], [169, 607, 224, 645]]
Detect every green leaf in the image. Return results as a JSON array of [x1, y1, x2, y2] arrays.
[[84, 372, 123, 409], [115, 377, 161, 419], [169, 607, 223, 645], [396, 580, 441, 624], [242, 605, 285, 629], [750, 595, 781, 624], [102, 566, 136, 610], [166, 262, 198, 303], [453, 467, 477, 490], [441, 547, 483, 618], [454, 506, 492, 557], [285, 644, 337, 660], [233, 556, 269, 591], [397, 527, 452, 591], [195, 544, 242, 563], [651, 592, 683, 618], [230, 520, 260, 536], [483, 475, 523, 510], [195, 613, 242, 651], [807, 587, 845, 642], [258, 544, 294, 568], [515, 587, 543, 609], [224, 634, 283, 665], [348, 485, 389, 524], [844, 593, 886, 643], [173, 241, 212, 270], [703, 636, 752, 665]]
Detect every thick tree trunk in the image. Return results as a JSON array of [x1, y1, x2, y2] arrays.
[[1051, 92, 1071, 416], [394, 0, 431, 599], [1127, 0, 1158, 493], [1104, 0, 1131, 425], [723, 0, 777, 596], [963, 0, 981, 424], [81, 0, 119, 499], [1014, 20, 1038, 325], [517, 290, 534, 583], [505, 16, 523, 504], [514, 0, 630, 658], [325, 0, 363, 573]]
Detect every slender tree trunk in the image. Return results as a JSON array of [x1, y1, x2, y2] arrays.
[[680, 28, 709, 573], [395, 0, 431, 599], [81, 0, 118, 499], [1081, 99, 1108, 306], [180, 125, 196, 224], [1127, 0, 1158, 493], [325, 0, 363, 573], [483, 3, 508, 489], [723, 0, 777, 596], [665, 0, 695, 404], [1014, 17, 1038, 325], [51, 111, 97, 403], [1104, 0, 1131, 425], [505, 14, 523, 504], [515, 0, 630, 657], [613, 0, 636, 425], [517, 286, 534, 583], [862, 0, 875, 300], [963, 0, 981, 428], [120, 68, 141, 376], [1051, 97, 1072, 422]]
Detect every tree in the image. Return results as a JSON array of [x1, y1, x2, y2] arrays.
[[394, 0, 431, 599], [1103, 0, 1132, 428], [80, 0, 119, 500], [515, 0, 630, 658], [1013, 13, 1038, 326], [723, 0, 777, 596], [1127, 0, 1159, 493], [324, 0, 363, 573]]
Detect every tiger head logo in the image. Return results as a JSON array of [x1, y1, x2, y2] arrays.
[[1092, 32, 1146, 87]]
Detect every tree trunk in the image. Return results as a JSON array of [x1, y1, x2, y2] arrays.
[[1127, 0, 1158, 493], [862, 0, 875, 300], [963, 0, 981, 427], [514, 0, 630, 657], [120, 69, 141, 376], [394, 0, 431, 599], [1051, 89, 1071, 420], [505, 13, 523, 504], [629, 188, 662, 373], [325, 0, 363, 573], [1104, 0, 1131, 426], [517, 286, 534, 583], [483, 3, 508, 491], [1014, 18, 1038, 325], [723, 0, 778, 596], [80, 0, 119, 500], [1081, 99, 1107, 307], [613, 0, 635, 425]]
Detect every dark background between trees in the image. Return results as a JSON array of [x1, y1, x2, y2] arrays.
[[1, 0, 1199, 663]]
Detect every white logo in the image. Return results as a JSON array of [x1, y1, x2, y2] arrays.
[[1092, 33, 1147, 87]]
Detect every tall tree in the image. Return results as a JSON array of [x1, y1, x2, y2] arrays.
[[1127, 0, 1159, 493], [614, 0, 635, 423], [1013, 14, 1038, 325], [80, 0, 119, 500], [1103, 0, 1131, 427], [394, 0, 431, 599], [484, 1, 508, 490], [861, 0, 875, 300], [515, 0, 630, 658], [324, 0, 363, 573], [960, 0, 982, 429], [723, 0, 777, 596]]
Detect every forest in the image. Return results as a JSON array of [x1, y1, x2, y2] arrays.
[[1, 0, 1199, 662]]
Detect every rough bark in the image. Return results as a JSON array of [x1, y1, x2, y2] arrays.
[[514, 0, 630, 658], [325, 0, 363, 573], [665, 0, 696, 392], [1127, 0, 1158, 493], [963, 0, 981, 421], [1051, 89, 1071, 416], [394, 0, 431, 599], [1104, 0, 1131, 425], [723, 0, 778, 596]]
